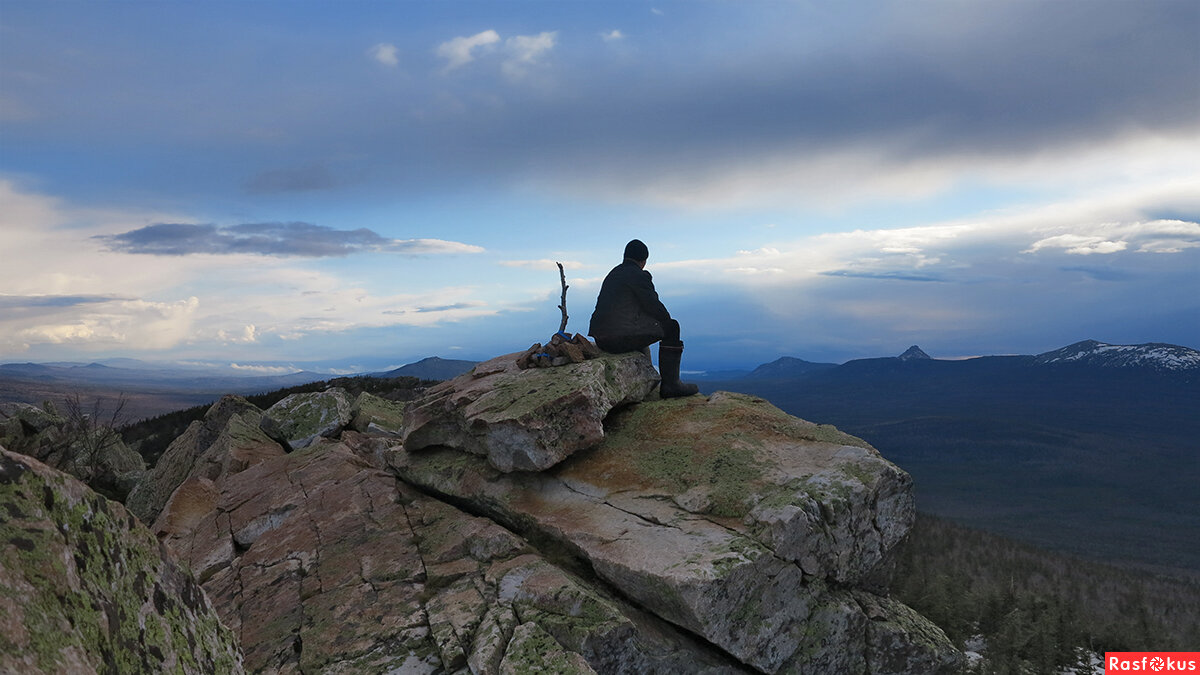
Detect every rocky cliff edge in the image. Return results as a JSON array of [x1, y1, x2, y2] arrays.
[[3, 349, 962, 674]]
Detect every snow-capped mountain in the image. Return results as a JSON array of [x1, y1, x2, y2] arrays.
[[1034, 339, 1200, 372]]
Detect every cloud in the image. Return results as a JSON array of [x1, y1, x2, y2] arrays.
[[229, 362, 296, 374], [461, 3, 1198, 209], [384, 301, 489, 315], [0, 181, 504, 360], [219, 324, 258, 344], [821, 270, 945, 282], [1024, 220, 1200, 256], [503, 32, 557, 81], [436, 29, 500, 71], [370, 43, 399, 67], [9, 297, 200, 353], [0, 294, 123, 311], [1025, 234, 1128, 256], [95, 222, 484, 257], [601, 29, 624, 43]]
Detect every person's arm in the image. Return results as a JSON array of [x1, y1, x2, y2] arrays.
[[630, 270, 672, 323]]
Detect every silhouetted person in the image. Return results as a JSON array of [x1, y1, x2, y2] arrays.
[[589, 239, 699, 398]]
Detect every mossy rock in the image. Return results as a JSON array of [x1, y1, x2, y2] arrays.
[[260, 388, 352, 450], [0, 447, 243, 674], [350, 391, 407, 436]]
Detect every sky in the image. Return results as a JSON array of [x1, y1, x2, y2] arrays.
[[1, 0, 1198, 373]]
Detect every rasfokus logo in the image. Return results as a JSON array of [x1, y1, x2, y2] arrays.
[[1106, 653, 1199, 673]]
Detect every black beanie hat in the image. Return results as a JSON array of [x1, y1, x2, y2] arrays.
[[624, 239, 649, 262]]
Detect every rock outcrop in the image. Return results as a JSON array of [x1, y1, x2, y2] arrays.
[[390, 391, 961, 674], [0, 446, 242, 674], [259, 388, 353, 450], [9, 347, 962, 674], [349, 391, 407, 436], [0, 400, 145, 502], [155, 436, 741, 673], [403, 351, 659, 472], [126, 395, 285, 525]]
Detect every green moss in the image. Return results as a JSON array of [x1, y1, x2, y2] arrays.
[[502, 623, 590, 673], [609, 400, 767, 517], [1, 457, 240, 673], [708, 536, 769, 578], [595, 393, 875, 519], [838, 461, 876, 487], [728, 591, 764, 636]]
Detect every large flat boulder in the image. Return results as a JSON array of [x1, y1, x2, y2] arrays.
[[0, 446, 243, 674], [403, 350, 659, 472], [388, 392, 961, 674]]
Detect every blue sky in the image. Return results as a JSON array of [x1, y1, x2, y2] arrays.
[[1, 0, 1197, 373]]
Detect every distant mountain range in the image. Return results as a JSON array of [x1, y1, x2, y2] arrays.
[[701, 339, 1200, 578], [0, 355, 477, 421]]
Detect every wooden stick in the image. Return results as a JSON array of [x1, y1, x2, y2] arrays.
[[556, 262, 569, 333]]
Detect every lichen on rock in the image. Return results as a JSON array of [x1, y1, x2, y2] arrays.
[[403, 350, 659, 472], [349, 391, 408, 436], [259, 388, 353, 451], [0, 446, 243, 674], [390, 390, 962, 673]]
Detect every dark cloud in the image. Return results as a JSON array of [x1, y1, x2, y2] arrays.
[[0, 294, 124, 321], [407, 2, 1198, 185], [95, 222, 480, 257]]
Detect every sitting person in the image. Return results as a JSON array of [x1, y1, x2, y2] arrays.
[[588, 239, 699, 398]]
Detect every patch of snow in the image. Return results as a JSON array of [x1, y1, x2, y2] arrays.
[[1038, 340, 1200, 371]]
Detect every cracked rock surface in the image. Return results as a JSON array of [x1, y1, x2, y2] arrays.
[[155, 429, 739, 673], [127, 394, 285, 525], [390, 391, 963, 674]]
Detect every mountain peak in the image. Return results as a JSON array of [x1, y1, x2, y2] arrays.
[[381, 356, 478, 380], [898, 345, 931, 361], [1035, 340, 1200, 372], [746, 356, 837, 379]]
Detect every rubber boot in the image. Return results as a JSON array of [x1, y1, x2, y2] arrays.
[[658, 342, 699, 398]]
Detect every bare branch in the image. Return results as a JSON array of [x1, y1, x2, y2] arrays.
[[556, 261, 569, 334]]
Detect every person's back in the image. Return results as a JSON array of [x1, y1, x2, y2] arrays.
[[588, 239, 698, 398]]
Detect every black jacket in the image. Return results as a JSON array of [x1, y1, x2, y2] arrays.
[[588, 260, 672, 340]]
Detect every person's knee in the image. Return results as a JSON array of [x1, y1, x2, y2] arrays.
[[663, 319, 682, 345]]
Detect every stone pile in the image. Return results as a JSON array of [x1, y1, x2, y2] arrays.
[[516, 332, 603, 369]]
